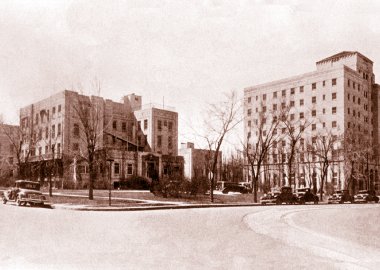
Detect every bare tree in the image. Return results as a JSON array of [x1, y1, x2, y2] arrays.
[[201, 90, 242, 202], [281, 107, 311, 190], [244, 106, 281, 202], [72, 85, 106, 200], [307, 131, 338, 201]]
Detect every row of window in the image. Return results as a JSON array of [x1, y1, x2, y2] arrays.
[[112, 120, 129, 132], [247, 78, 337, 103], [113, 163, 134, 176], [157, 120, 174, 132], [33, 124, 62, 142], [157, 135, 173, 149], [29, 143, 61, 157]]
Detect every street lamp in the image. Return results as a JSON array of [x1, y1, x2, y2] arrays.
[[107, 158, 114, 206]]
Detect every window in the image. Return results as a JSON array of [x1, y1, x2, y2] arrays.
[[255, 108, 258, 113], [52, 125, 55, 138], [323, 108, 326, 114], [312, 137, 316, 144], [45, 127, 49, 139], [39, 147, 42, 156], [256, 96, 258, 101], [122, 122, 126, 132], [290, 88, 295, 95], [247, 109, 251, 116], [247, 132, 251, 138], [353, 96, 356, 103], [323, 80, 326, 87], [299, 112, 304, 119], [262, 130, 267, 136], [348, 122, 351, 128], [281, 102, 286, 109], [158, 120, 162, 131], [312, 124, 316, 131], [290, 101, 295, 107], [312, 96, 316, 103], [38, 129, 42, 140], [282, 140, 286, 147], [168, 121, 173, 131], [358, 98, 361, 105], [262, 106, 267, 112], [114, 163, 120, 175], [52, 106, 56, 114], [323, 94, 325, 100], [58, 105, 61, 112], [290, 114, 295, 120], [358, 84, 361, 91], [282, 90, 286, 97], [332, 107, 337, 114], [35, 113, 39, 124], [353, 82, 356, 89], [144, 119, 148, 130], [332, 93, 337, 100], [273, 129, 277, 135], [157, 135, 162, 147], [113, 120, 117, 130], [57, 143, 61, 154], [332, 121, 337, 128], [300, 86, 304, 93], [248, 120, 251, 127], [127, 164, 133, 175], [312, 83, 316, 90], [282, 128, 286, 134], [168, 136, 173, 149], [58, 123, 61, 136], [248, 97, 251, 103], [312, 110, 316, 117], [348, 79, 351, 87], [263, 94, 266, 100], [323, 122, 326, 128], [73, 143, 79, 151], [273, 104, 277, 111], [332, 78, 337, 86], [348, 93, 350, 100], [300, 99, 304, 106], [273, 92, 277, 98]]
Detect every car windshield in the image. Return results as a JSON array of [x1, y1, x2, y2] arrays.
[[16, 182, 40, 190], [358, 190, 368, 194]]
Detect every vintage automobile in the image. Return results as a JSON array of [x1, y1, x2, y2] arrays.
[[2, 180, 47, 207], [222, 184, 249, 194], [295, 188, 319, 204], [327, 189, 354, 204], [353, 190, 379, 203], [274, 186, 298, 205], [260, 191, 281, 205]]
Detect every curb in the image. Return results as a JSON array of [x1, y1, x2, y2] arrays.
[[52, 203, 261, 211]]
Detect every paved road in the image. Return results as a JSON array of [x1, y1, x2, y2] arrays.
[[0, 202, 379, 270]]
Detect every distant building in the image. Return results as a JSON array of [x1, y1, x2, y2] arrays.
[[244, 51, 380, 192], [0, 124, 19, 179], [179, 142, 222, 181], [19, 90, 183, 187]]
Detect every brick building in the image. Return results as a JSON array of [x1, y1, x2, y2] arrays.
[[244, 51, 380, 193], [0, 124, 19, 180], [19, 90, 183, 188]]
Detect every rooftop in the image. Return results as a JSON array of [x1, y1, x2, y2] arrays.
[[316, 51, 373, 65]]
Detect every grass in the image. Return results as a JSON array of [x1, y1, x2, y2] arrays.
[[41, 188, 263, 207]]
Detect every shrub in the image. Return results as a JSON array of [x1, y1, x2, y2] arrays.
[[119, 176, 151, 190]]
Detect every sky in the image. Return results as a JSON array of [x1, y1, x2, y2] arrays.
[[1, 0, 380, 152]]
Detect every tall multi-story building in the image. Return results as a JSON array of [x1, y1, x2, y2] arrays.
[[19, 90, 183, 187], [244, 51, 380, 193]]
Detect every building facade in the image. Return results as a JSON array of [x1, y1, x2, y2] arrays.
[[19, 90, 182, 187], [0, 124, 19, 180], [244, 51, 380, 193], [179, 142, 222, 181]]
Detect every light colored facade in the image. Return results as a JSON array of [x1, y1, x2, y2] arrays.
[[19, 90, 182, 187], [179, 142, 222, 181], [244, 51, 380, 192]]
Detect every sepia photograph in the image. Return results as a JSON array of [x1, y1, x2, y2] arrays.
[[1, 0, 380, 269]]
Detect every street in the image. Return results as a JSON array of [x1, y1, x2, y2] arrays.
[[1, 203, 379, 270]]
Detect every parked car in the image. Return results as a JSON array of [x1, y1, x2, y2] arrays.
[[2, 180, 47, 207], [260, 191, 281, 205], [353, 190, 379, 203], [327, 190, 354, 204], [295, 188, 319, 204], [222, 184, 249, 194], [274, 186, 298, 205]]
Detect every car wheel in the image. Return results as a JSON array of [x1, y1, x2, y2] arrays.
[[276, 199, 282, 205], [2, 197, 7, 204], [261, 202, 266, 205], [16, 197, 22, 206]]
